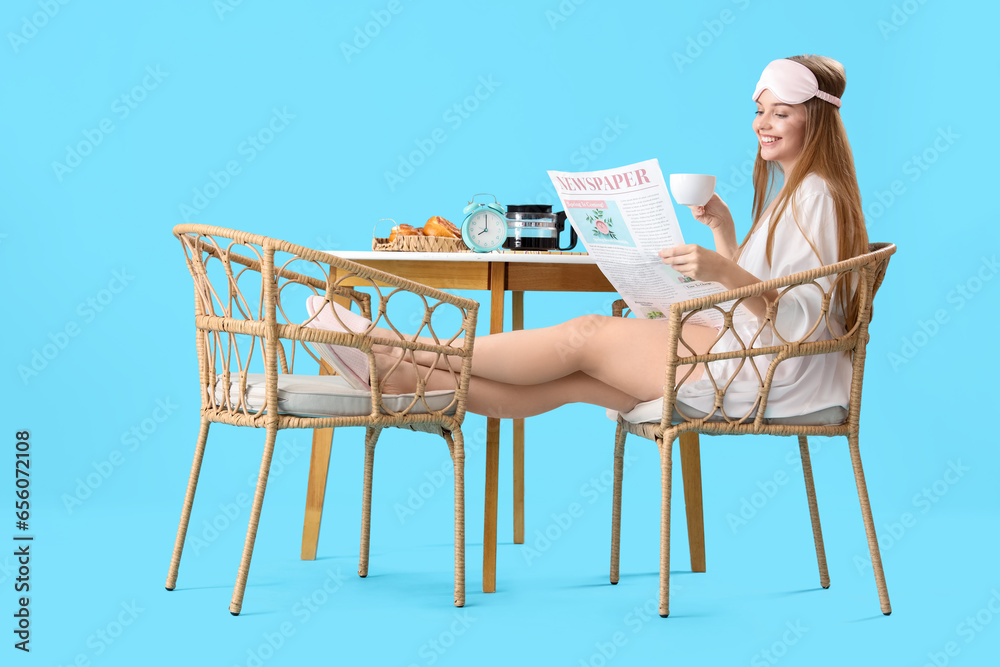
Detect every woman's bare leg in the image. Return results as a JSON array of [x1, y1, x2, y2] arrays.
[[379, 358, 641, 419], [376, 315, 721, 402]]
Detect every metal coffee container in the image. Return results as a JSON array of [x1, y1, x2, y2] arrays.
[[503, 205, 578, 251]]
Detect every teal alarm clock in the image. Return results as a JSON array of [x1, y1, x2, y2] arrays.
[[461, 194, 507, 253]]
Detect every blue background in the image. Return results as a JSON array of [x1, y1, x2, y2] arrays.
[[3, 0, 999, 665]]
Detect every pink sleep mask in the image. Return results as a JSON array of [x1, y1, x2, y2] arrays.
[[752, 59, 842, 108]]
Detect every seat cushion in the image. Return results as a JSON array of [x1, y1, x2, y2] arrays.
[[214, 373, 456, 417], [608, 398, 847, 426]]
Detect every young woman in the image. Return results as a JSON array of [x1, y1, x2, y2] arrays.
[[311, 55, 868, 421]]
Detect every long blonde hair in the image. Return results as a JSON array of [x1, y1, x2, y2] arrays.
[[740, 54, 868, 330]]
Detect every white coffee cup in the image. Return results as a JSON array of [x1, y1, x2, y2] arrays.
[[669, 173, 717, 206]]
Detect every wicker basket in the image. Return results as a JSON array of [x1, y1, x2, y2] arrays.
[[372, 220, 469, 252]]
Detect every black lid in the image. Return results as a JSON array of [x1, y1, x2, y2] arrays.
[[506, 204, 552, 214]]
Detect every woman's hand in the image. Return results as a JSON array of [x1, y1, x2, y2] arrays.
[[661, 244, 775, 320], [659, 244, 734, 284], [688, 193, 739, 260], [688, 193, 734, 232]]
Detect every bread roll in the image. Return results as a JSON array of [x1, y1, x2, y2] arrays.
[[423, 216, 461, 238], [389, 224, 421, 242]]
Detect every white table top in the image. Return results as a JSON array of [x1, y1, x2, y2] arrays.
[[332, 250, 598, 264], [330, 250, 597, 264]]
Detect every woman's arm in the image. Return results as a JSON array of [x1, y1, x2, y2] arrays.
[[687, 194, 739, 260], [658, 245, 777, 320], [665, 190, 840, 324]]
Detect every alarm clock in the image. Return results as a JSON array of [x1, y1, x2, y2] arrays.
[[461, 194, 507, 253]]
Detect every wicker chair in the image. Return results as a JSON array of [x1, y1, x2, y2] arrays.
[[165, 224, 478, 614], [609, 242, 896, 617]]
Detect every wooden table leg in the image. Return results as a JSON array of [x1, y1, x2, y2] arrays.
[[679, 432, 705, 573], [512, 291, 525, 545], [302, 360, 336, 560], [301, 273, 353, 561], [483, 262, 506, 593], [484, 416, 500, 593]]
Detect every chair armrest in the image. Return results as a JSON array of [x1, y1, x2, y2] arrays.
[[282, 321, 475, 361], [669, 250, 874, 319], [175, 223, 478, 313], [265, 233, 479, 314], [656, 244, 896, 431], [175, 224, 482, 423]]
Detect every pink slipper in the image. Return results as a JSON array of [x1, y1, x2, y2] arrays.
[[304, 295, 373, 391]]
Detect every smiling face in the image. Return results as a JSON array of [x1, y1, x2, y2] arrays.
[[753, 89, 808, 174]]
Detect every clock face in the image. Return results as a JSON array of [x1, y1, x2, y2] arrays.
[[466, 209, 507, 251]]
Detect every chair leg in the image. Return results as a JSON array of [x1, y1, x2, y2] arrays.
[[165, 417, 211, 591], [610, 421, 626, 585], [228, 422, 280, 616], [446, 429, 466, 608], [301, 425, 335, 560], [358, 427, 381, 578], [679, 432, 706, 573], [658, 436, 674, 617], [798, 436, 830, 589], [848, 433, 892, 615]]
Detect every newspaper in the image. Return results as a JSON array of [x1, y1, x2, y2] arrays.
[[548, 158, 737, 328]]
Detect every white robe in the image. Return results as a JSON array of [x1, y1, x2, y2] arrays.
[[675, 173, 852, 419]]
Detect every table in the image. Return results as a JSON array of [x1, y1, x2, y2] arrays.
[[299, 250, 706, 592]]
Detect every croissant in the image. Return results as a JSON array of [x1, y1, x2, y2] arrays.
[[423, 216, 461, 238], [388, 224, 421, 242]]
